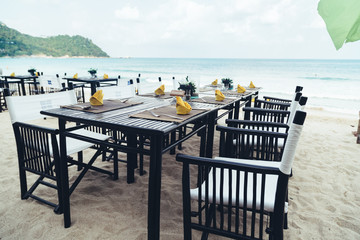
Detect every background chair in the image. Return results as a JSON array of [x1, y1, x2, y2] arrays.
[[37, 74, 63, 93], [176, 110, 306, 240]]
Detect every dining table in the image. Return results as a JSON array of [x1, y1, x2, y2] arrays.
[[64, 76, 119, 95], [1, 75, 38, 96], [40, 89, 258, 240]]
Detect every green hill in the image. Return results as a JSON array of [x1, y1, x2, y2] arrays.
[[0, 22, 109, 57]]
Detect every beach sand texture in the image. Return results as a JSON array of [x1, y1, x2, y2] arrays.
[[0, 108, 359, 239]]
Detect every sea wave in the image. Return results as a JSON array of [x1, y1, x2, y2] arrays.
[[260, 91, 360, 101], [299, 76, 353, 81]]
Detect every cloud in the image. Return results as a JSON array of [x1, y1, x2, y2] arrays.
[[114, 6, 139, 20]]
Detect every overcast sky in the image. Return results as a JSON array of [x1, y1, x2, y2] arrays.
[[2, 0, 360, 59]]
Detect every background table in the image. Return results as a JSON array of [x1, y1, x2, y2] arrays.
[[64, 77, 118, 95]]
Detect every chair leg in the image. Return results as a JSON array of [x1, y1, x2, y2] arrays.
[[19, 166, 28, 199], [112, 147, 119, 180], [201, 204, 215, 240], [77, 152, 83, 171]]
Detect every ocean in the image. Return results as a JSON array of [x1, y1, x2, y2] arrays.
[[1, 58, 359, 116]]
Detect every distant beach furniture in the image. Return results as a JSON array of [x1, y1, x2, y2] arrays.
[[64, 75, 118, 96]]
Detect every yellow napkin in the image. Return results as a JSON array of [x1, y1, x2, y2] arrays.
[[155, 84, 165, 95], [176, 96, 192, 115], [89, 90, 104, 106], [237, 84, 246, 93], [73, 73, 78, 79], [249, 81, 256, 88], [211, 79, 218, 86], [10, 72, 15, 77], [103, 74, 108, 79], [215, 89, 225, 101]]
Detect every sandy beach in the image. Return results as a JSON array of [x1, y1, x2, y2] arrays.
[[0, 107, 359, 240]]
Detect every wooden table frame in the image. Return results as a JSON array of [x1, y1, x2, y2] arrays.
[[40, 92, 257, 239], [2, 75, 38, 96]]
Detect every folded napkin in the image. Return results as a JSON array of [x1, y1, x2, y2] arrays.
[[73, 73, 78, 79], [103, 74, 109, 79], [215, 89, 225, 101], [249, 81, 256, 88], [237, 84, 246, 93], [10, 72, 15, 77], [155, 84, 165, 95], [176, 96, 192, 115], [89, 90, 104, 106], [211, 79, 218, 86]]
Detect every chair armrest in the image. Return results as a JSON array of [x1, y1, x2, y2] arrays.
[[226, 119, 289, 129], [243, 107, 290, 115], [254, 99, 291, 110], [214, 156, 282, 168], [13, 121, 58, 134], [176, 153, 281, 173], [216, 125, 287, 138], [262, 96, 292, 103]]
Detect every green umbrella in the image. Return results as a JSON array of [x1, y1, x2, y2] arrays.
[[318, 0, 360, 50]]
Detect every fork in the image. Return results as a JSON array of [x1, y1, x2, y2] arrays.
[[150, 111, 183, 120], [150, 111, 160, 117]]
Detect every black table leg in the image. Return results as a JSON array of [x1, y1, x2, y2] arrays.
[[20, 79, 26, 96], [127, 134, 137, 183], [205, 111, 217, 158], [148, 134, 163, 240], [234, 100, 240, 120], [90, 82, 97, 95], [59, 119, 71, 228], [32, 77, 38, 94]]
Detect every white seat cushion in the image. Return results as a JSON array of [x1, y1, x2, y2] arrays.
[[190, 157, 283, 213], [50, 129, 110, 156]]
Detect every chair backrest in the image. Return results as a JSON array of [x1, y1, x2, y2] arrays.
[[38, 75, 62, 90], [218, 124, 288, 161], [6, 90, 77, 123], [99, 80, 135, 99]]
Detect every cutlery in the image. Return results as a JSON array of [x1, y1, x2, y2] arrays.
[[150, 110, 160, 117], [74, 105, 91, 110], [150, 111, 183, 120]]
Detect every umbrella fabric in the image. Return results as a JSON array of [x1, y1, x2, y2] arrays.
[[318, 0, 360, 50]]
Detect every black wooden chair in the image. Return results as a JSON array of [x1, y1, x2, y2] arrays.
[[7, 90, 113, 211], [231, 95, 307, 137], [176, 111, 306, 240], [262, 86, 303, 103]]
